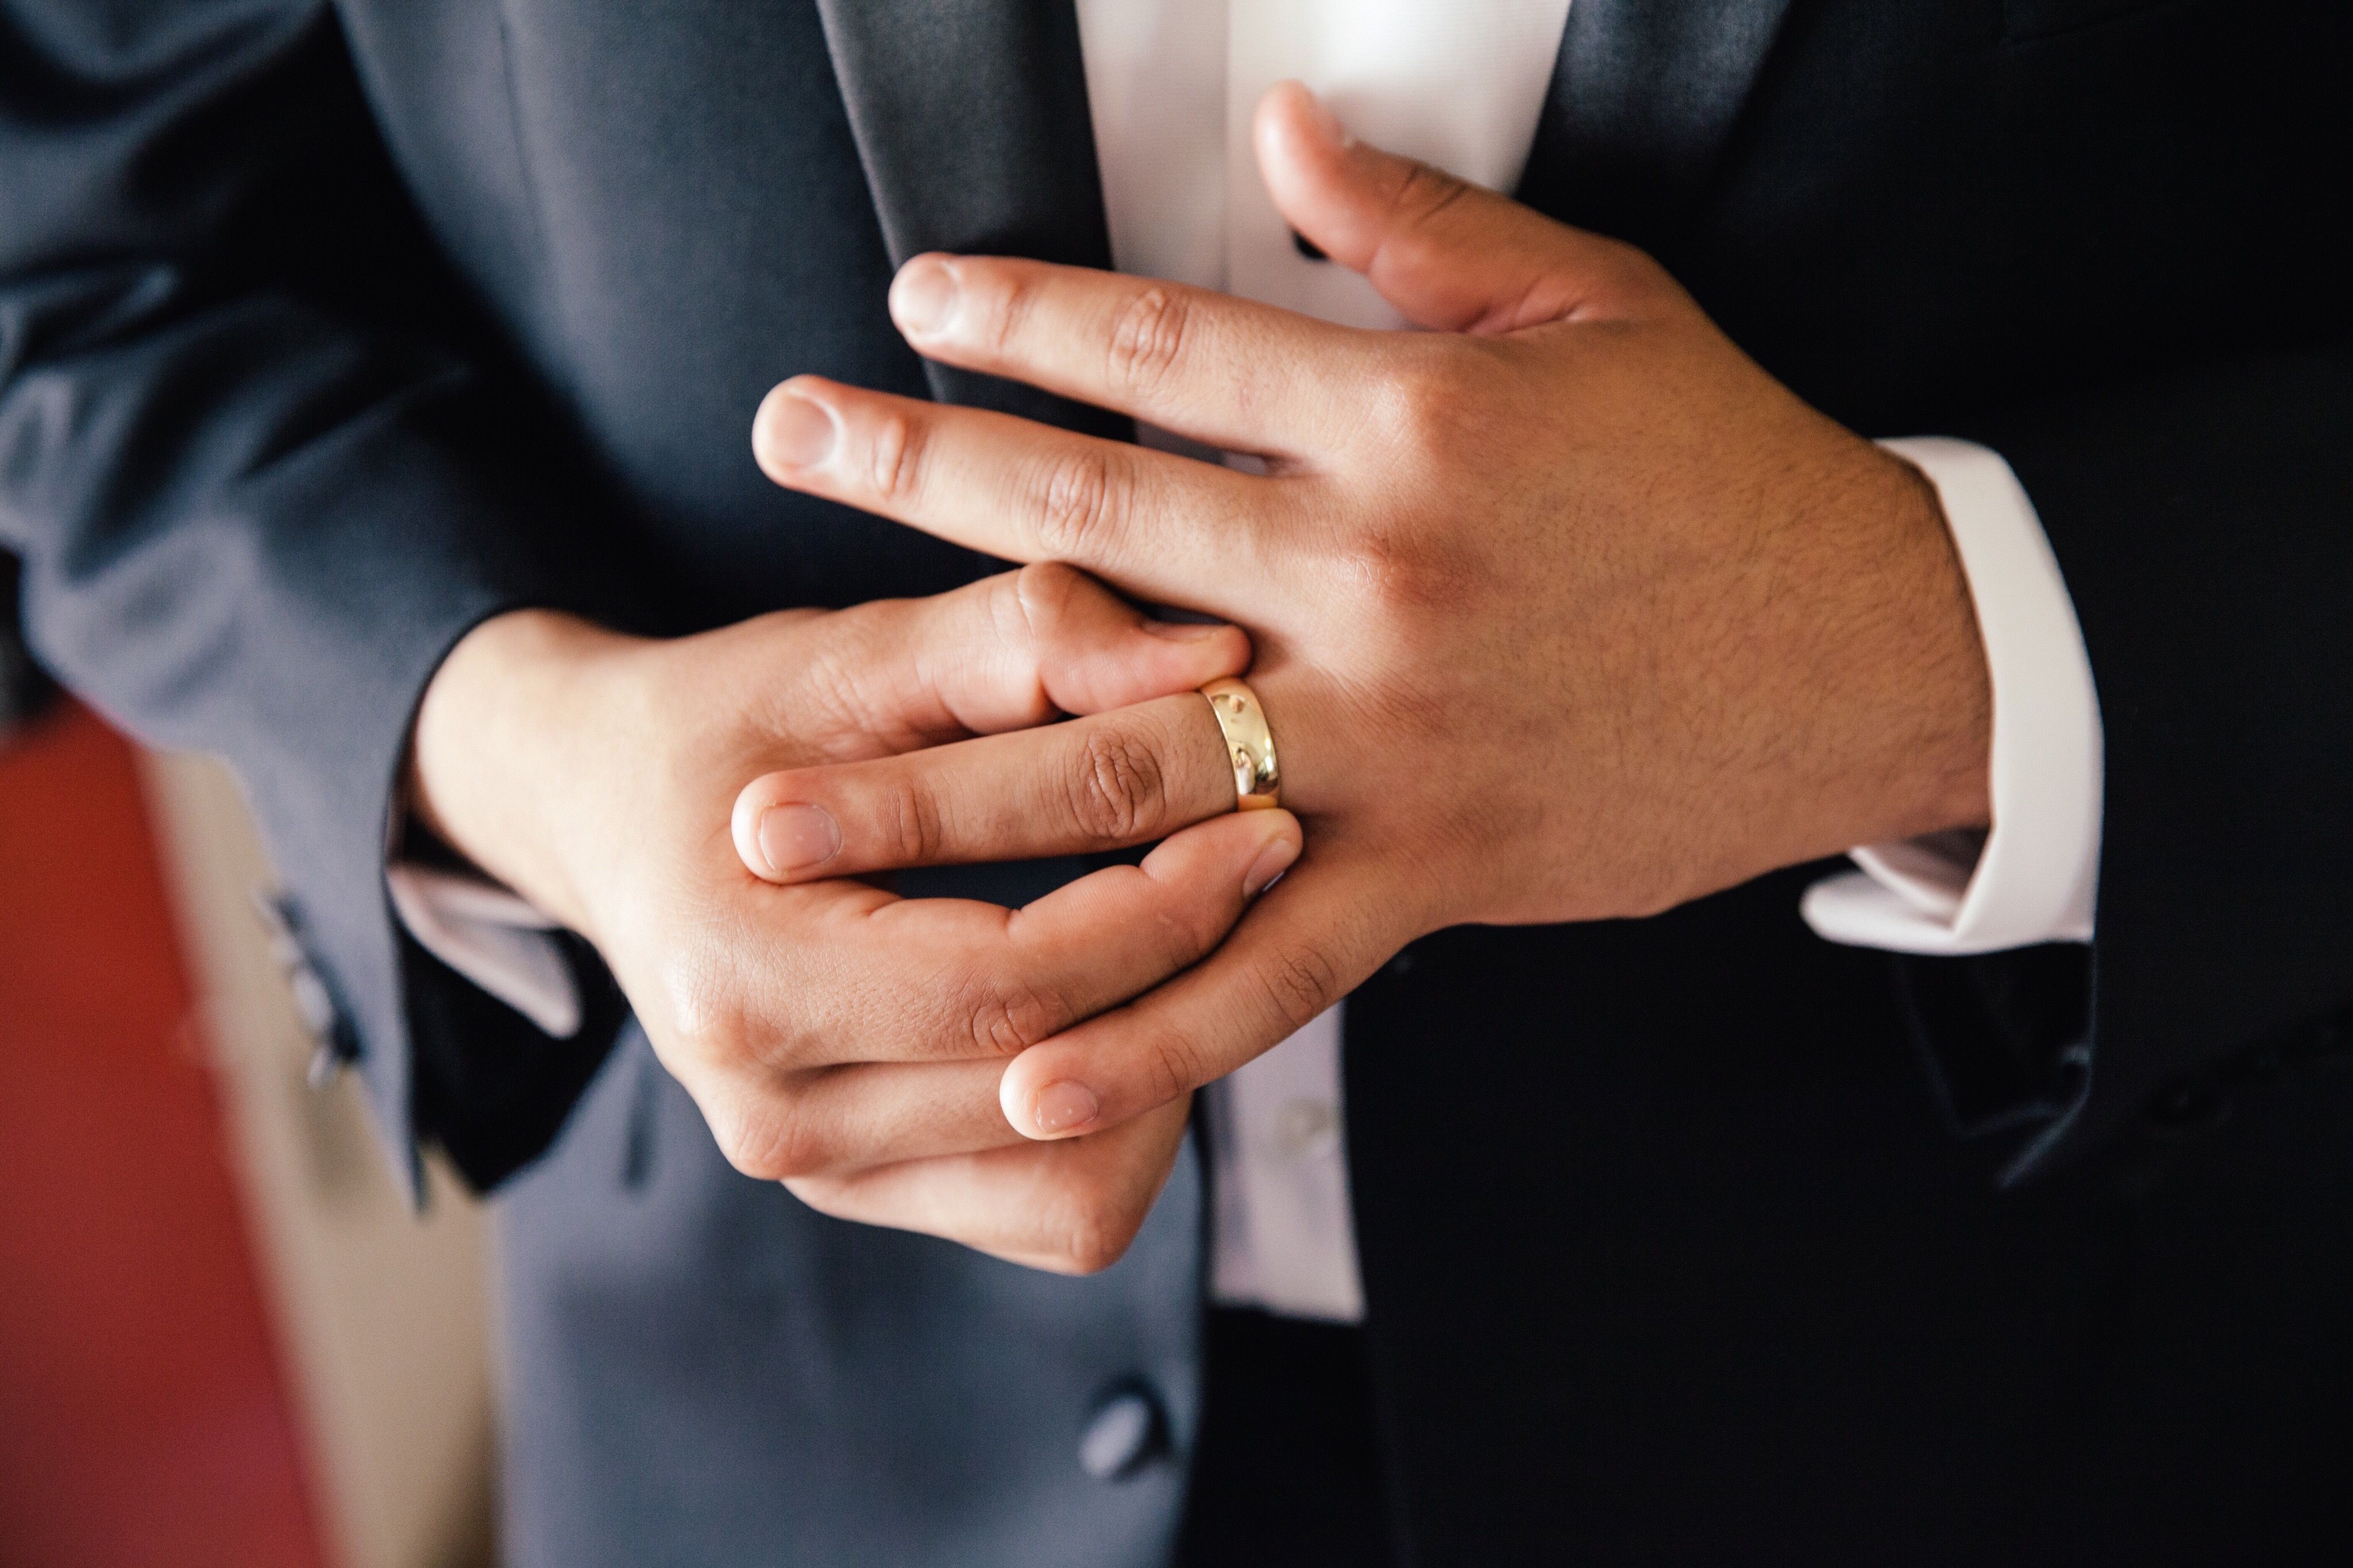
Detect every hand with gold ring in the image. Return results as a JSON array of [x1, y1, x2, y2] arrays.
[[724, 665, 1298, 1266], [736, 84, 1993, 1259], [410, 560, 1303, 1275]]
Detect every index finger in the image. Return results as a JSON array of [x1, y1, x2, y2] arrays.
[[888, 254, 1375, 459]]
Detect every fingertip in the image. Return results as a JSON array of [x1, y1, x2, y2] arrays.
[[1214, 622, 1255, 678], [1000, 1067, 1098, 1142], [1139, 617, 1225, 645], [1256, 79, 1347, 161], [1242, 810, 1304, 897], [893, 249, 959, 284], [890, 252, 961, 339], [730, 777, 784, 881], [1047, 617, 1251, 715], [1253, 81, 1321, 190], [1253, 83, 1368, 269], [1138, 804, 1302, 893], [730, 774, 843, 883], [1033, 1080, 1102, 1137], [752, 377, 839, 480], [1143, 616, 1252, 681]]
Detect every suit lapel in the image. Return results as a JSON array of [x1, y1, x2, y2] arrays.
[[818, 0, 1792, 412], [813, 0, 1127, 438], [1517, 0, 1797, 251]]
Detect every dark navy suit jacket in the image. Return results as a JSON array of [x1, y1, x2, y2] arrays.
[[5, 1, 2351, 1561]]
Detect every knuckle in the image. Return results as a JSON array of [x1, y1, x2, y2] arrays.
[[974, 572, 1036, 662], [1171, 897, 1236, 963], [1029, 446, 1127, 559], [1063, 723, 1169, 844], [961, 971, 1070, 1057], [1389, 159, 1475, 231], [1137, 1024, 1210, 1106], [977, 264, 1040, 357], [712, 1098, 823, 1182], [865, 406, 930, 504], [658, 945, 754, 1067], [1134, 862, 1235, 964], [1373, 343, 1482, 453], [789, 647, 877, 745], [1254, 942, 1343, 1034], [1056, 1195, 1143, 1276], [1341, 352, 1495, 612], [1349, 524, 1465, 614], [714, 1123, 782, 1181], [1591, 235, 1677, 307], [1009, 559, 1087, 647], [777, 1175, 851, 1220], [1105, 285, 1191, 400], [877, 773, 947, 864], [654, 930, 838, 1081]]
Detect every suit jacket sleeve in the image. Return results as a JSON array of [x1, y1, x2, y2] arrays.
[[0, 0, 630, 1191], [1905, 339, 2353, 1177]]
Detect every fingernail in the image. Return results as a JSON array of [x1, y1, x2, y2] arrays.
[[1143, 619, 1226, 643], [757, 393, 836, 469], [1299, 86, 1351, 148], [1244, 832, 1301, 898], [757, 803, 841, 875], [1032, 1080, 1101, 1136], [892, 257, 959, 336]]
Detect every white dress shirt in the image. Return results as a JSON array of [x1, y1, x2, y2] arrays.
[[392, 0, 2105, 1328]]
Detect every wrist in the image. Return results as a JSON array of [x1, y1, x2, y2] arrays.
[[1869, 451, 1996, 841], [1754, 440, 1992, 886], [408, 608, 635, 935]]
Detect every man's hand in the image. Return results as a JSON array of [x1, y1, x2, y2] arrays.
[[745, 83, 1993, 1146], [407, 566, 1300, 1272]]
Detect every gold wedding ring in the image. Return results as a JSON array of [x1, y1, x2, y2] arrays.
[[1201, 677, 1280, 810]]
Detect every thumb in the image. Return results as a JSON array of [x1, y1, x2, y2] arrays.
[[1253, 80, 1676, 335]]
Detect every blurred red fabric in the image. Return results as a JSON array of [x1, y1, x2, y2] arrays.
[[0, 701, 326, 1568]]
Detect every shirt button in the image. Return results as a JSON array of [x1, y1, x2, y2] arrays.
[[288, 963, 338, 1038], [1078, 1388, 1164, 1481], [1271, 1098, 1340, 1157]]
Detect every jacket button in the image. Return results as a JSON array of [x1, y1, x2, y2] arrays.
[[1078, 1388, 1164, 1480]]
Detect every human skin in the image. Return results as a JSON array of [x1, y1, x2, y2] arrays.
[[408, 566, 1299, 1272], [733, 82, 1992, 1265]]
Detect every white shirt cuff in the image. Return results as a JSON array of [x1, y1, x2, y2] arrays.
[[1800, 438, 2103, 956], [386, 862, 584, 1038]]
